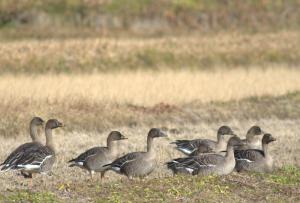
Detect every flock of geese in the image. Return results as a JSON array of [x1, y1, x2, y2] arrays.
[[0, 117, 276, 181]]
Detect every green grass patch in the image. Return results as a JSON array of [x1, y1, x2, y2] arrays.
[[1, 167, 300, 202], [267, 166, 300, 185], [73, 168, 300, 202], [3, 191, 60, 203]]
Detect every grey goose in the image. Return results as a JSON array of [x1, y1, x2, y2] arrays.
[[103, 128, 167, 179], [167, 136, 243, 176], [1, 119, 63, 178], [171, 126, 236, 156], [236, 125, 265, 150], [68, 131, 127, 179], [235, 134, 276, 173], [1, 117, 44, 177]]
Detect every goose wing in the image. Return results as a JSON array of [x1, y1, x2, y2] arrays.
[[105, 152, 142, 172], [234, 149, 265, 162], [167, 154, 224, 174], [1, 142, 43, 171], [12, 146, 54, 171], [171, 139, 216, 155], [68, 147, 103, 167], [189, 143, 215, 156]]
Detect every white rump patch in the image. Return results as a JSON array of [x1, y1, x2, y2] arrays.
[[237, 158, 253, 163], [17, 164, 40, 170], [112, 167, 121, 172], [18, 155, 53, 170], [178, 147, 193, 154], [185, 168, 194, 173], [76, 162, 84, 166]]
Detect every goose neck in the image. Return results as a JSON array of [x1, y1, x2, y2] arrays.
[[30, 124, 40, 143], [45, 128, 55, 152], [216, 138, 226, 150], [262, 143, 269, 158], [107, 140, 117, 155], [147, 136, 154, 153], [225, 145, 235, 160]]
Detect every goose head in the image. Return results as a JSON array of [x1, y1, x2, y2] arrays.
[[262, 134, 276, 144], [46, 119, 64, 129], [217, 126, 236, 141], [148, 128, 167, 139], [30, 117, 44, 126], [246, 125, 264, 140], [227, 136, 243, 147], [107, 131, 127, 142]]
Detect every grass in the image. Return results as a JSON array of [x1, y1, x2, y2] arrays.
[[2, 191, 60, 203], [0, 0, 300, 39], [2, 68, 300, 105], [1, 68, 300, 135], [267, 166, 300, 185], [0, 24, 299, 202], [0, 31, 300, 73], [1, 168, 299, 202]]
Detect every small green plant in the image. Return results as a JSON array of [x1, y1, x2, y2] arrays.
[[6, 191, 60, 203]]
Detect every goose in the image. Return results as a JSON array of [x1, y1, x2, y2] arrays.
[[171, 126, 236, 156], [103, 128, 167, 179], [235, 134, 276, 173], [1, 119, 63, 178], [167, 136, 243, 176], [1, 117, 44, 177], [236, 125, 265, 150], [68, 131, 127, 179]]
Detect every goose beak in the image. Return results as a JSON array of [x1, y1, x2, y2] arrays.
[[120, 136, 128, 140], [58, 122, 64, 127], [159, 131, 167, 137], [270, 137, 276, 142]]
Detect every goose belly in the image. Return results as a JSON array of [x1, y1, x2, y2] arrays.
[[87, 154, 115, 172], [195, 167, 216, 176], [215, 160, 235, 175], [122, 159, 156, 178], [40, 155, 56, 173], [236, 159, 268, 172], [264, 157, 274, 172]]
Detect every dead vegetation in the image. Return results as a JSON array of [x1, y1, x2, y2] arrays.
[[0, 24, 299, 202], [1, 69, 300, 136], [0, 31, 299, 73]]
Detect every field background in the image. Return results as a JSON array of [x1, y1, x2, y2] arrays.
[[0, 1, 300, 202]]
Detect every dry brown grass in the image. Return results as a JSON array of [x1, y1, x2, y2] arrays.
[[1, 68, 300, 106], [0, 31, 299, 73], [1, 67, 300, 136], [0, 118, 299, 202], [0, 30, 299, 202], [0, 68, 299, 187]]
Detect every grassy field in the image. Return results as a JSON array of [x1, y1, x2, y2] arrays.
[[0, 29, 300, 201], [1, 167, 300, 202], [0, 31, 299, 73], [0, 0, 300, 39], [1, 80, 300, 202], [1, 68, 300, 135]]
